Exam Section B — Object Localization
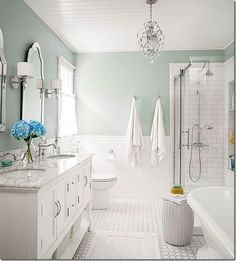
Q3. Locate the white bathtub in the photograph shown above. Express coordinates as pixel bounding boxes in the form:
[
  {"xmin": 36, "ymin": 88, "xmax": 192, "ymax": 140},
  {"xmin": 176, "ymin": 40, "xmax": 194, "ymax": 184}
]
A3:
[{"xmin": 187, "ymin": 186, "xmax": 234, "ymax": 259}]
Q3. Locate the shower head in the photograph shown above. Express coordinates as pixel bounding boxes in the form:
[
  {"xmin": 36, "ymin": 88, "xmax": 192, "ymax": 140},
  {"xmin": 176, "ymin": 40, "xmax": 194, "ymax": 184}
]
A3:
[
  {"xmin": 204, "ymin": 68, "xmax": 214, "ymax": 77},
  {"xmin": 197, "ymin": 60, "xmax": 214, "ymax": 76},
  {"xmin": 204, "ymin": 61, "xmax": 214, "ymax": 76}
]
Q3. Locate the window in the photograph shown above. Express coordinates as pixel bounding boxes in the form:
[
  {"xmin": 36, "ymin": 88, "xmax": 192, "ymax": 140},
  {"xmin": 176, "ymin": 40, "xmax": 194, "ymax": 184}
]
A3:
[
  {"xmin": 58, "ymin": 57, "xmax": 74, "ymax": 95},
  {"xmin": 57, "ymin": 56, "xmax": 77, "ymax": 137}
]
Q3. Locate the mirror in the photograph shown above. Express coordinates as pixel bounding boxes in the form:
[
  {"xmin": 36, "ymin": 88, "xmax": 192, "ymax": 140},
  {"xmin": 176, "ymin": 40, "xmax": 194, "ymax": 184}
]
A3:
[
  {"xmin": 21, "ymin": 42, "xmax": 45, "ymax": 123},
  {"xmin": 0, "ymin": 28, "xmax": 7, "ymax": 131}
]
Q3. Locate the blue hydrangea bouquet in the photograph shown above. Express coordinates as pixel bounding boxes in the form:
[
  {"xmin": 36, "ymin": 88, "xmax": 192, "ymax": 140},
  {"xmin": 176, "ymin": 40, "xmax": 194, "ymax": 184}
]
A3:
[{"xmin": 11, "ymin": 120, "xmax": 46, "ymax": 163}]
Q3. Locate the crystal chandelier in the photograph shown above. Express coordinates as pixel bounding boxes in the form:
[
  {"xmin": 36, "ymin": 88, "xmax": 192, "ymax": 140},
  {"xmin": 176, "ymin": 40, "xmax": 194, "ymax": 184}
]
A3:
[{"xmin": 137, "ymin": 0, "xmax": 165, "ymax": 64}]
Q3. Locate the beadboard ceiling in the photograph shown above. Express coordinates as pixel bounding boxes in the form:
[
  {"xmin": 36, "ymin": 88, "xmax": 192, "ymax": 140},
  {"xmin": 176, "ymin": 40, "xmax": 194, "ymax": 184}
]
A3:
[{"xmin": 24, "ymin": 0, "xmax": 234, "ymax": 53}]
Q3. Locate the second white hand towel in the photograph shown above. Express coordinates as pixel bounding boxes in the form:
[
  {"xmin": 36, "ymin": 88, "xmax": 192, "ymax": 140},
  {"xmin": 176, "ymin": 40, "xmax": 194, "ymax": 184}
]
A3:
[
  {"xmin": 126, "ymin": 98, "xmax": 144, "ymax": 167},
  {"xmin": 151, "ymin": 98, "xmax": 166, "ymax": 166}
]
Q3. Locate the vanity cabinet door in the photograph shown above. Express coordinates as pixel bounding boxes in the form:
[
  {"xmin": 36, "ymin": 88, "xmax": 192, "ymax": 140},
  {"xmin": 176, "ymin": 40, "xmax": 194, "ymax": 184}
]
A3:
[
  {"xmin": 38, "ymin": 187, "xmax": 57, "ymax": 257},
  {"xmin": 83, "ymin": 162, "xmax": 92, "ymax": 200},
  {"xmin": 75, "ymin": 168, "xmax": 84, "ymax": 209},
  {"xmin": 55, "ymin": 179, "xmax": 67, "ymax": 237}
]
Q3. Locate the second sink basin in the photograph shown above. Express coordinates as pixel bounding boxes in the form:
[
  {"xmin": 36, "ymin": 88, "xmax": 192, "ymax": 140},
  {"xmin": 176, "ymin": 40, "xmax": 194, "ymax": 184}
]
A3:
[{"xmin": 46, "ymin": 154, "xmax": 76, "ymax": 160}]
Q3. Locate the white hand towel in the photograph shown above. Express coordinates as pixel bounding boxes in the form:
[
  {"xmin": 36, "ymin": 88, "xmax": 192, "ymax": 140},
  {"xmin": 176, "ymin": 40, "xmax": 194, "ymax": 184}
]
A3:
[
  {"xmin": 150, "ymin": 98, "xmax": 166, "ymax": 165},
  {"xmin": 126, "ymin": 98, "xmax": 144, "ymax": 167},
  {"xmin": 161, "ymin": 193, "xmax": 187, "ymax": 205}
]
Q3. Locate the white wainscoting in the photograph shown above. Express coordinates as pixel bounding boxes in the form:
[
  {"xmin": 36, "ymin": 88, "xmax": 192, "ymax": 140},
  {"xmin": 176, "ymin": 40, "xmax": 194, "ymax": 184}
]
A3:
[{"xmin": 59, "ymin": 136, "xmax": 172, "ymax": 197}]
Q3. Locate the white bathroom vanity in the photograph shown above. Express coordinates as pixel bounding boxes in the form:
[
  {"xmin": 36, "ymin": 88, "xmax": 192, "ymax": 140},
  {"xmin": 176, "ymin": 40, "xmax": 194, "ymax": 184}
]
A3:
[{"xmin": 0, "ymin": 153, "xmax": 93, "ymax": 259}]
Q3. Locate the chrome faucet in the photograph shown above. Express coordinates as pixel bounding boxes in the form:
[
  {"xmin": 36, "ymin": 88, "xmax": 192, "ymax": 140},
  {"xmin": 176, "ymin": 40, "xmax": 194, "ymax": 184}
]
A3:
[
  {"xmin": 0, "ymin": 152, "xmax": 17, "ymax": 161},
  {"xmin": 38, "ymin": 143, "xmax": 56, "ymax": 157}
]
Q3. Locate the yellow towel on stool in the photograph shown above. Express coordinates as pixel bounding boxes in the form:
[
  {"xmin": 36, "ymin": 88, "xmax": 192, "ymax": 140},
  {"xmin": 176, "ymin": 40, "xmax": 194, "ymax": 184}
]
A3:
[{"xmin": 171, "ymin": 187, "xmax": 184, "ymax": 194}]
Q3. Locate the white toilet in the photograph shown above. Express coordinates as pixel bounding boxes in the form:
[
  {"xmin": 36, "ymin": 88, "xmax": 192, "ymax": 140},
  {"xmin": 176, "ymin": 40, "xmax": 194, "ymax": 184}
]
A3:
[{"xmin": 92, "ymin": 173, "xmax": 117, "ymax": 209}]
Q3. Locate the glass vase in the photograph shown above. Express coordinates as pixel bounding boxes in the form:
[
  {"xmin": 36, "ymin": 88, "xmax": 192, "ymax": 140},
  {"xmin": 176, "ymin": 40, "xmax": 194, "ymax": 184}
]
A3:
[{"xmin": 22, "ymin": 141, "xmax": 33, "ymax": 164}]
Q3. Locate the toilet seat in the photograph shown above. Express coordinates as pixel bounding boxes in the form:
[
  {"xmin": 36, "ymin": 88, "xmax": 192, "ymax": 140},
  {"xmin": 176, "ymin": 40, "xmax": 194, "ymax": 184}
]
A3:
[{"xmin": 92, "ymin": 173, "xmax": 117, "ymax": 182}]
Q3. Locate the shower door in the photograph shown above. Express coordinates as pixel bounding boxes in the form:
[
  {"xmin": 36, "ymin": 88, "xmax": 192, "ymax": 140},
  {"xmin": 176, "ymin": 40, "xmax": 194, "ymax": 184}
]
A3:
[{"xmin": 174, "ymin": 60, "xmax": 225, "ymax": 191}]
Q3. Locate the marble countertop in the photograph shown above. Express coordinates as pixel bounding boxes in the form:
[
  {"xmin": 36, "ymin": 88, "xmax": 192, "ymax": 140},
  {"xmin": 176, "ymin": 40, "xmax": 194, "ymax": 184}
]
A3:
[{"xmin": 0, "ymin": 153, "xmax": 94, "ymax": 190}]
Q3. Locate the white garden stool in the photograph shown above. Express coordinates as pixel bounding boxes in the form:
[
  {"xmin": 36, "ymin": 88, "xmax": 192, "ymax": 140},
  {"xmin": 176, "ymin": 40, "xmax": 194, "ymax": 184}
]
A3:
[{"xmin": 162, "ymin": 196, "xmax": 194, "ymax": 246}]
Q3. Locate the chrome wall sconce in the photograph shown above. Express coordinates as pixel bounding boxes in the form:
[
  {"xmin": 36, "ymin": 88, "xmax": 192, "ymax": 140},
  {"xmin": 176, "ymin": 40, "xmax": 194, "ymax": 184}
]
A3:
[
  {"xmin": 10, "ymin": 60, "xmax": 62, "ymax": 99},
  {"xmin": 45, "ymin": 79, "xmax": 62, "ymax": 98},
  {"xmin": 10, "ymin": 62, "xmax": 33, "ymax": 89}
]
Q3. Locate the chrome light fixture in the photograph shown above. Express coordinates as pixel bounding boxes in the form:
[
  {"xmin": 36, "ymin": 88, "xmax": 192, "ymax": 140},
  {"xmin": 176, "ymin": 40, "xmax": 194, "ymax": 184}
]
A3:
[
  {"xmin": 45, "ymin": 79, "xmax": 62, "ymax": 99},
  {"xmin": 10, "ymin": 62, "xmax": 34, "ymax": 89},
  {"xmin": 36, "ymin": 79, "xmax": 62, "ymax": 99},
  {"xmin": 137, "ymin": 0, "xmax": 165, "ymax": 64}
]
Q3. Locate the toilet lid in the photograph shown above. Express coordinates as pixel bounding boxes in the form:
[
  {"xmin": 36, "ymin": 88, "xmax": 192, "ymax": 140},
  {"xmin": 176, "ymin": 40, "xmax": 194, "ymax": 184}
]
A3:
[{"xmin": 92, "ymin": 173, "xmax": 117, "ymax": 182}]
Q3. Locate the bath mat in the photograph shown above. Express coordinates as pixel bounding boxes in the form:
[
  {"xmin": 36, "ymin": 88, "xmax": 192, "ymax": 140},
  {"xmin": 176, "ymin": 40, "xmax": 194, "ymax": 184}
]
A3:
[{"xmin": 84, "ymin": 231, "xmax": 160, "ymax": 259}]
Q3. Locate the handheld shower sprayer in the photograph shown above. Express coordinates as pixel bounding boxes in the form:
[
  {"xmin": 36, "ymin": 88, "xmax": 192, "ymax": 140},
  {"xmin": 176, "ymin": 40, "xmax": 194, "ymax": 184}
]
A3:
[{"xmin": 189, "ymin": 124, "xmax": 213, "ymax": 182}]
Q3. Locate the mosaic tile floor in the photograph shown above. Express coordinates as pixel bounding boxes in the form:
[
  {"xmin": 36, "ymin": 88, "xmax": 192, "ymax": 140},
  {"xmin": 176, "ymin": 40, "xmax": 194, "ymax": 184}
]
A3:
[
  {"xmin": 92, "ymin": 195, "xmax": 160, "ymax": 233},
  {"xmin": 73, "ymin": 196, "xmax": 205, "ymax": 259}
]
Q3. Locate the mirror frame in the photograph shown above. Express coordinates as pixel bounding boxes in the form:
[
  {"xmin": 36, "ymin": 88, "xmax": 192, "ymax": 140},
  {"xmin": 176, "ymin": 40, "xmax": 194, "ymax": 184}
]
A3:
[
  {"xmin": 0, "ymin": 28, "xmax": 7, "ymax": 132},
  {"xmin": 21, "ymin": 42, "xmax": 45, "ymax": 124}
]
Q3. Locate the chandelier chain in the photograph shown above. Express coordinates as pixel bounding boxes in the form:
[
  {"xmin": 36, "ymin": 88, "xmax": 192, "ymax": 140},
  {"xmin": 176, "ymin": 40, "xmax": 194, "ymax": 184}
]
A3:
[{"xmin": 150, "ymin": 3, "xmax": 152, "ymax": 22}]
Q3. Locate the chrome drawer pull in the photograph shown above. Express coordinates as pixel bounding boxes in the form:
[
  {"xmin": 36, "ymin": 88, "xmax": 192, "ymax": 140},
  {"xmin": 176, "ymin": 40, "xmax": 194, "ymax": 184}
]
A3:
[
  {"xmin": 54, "ymin": 202, "xmax": 59, "ymax": 217},
  {"xmin": 57, "ymin": 200, "xmax": 61, "ymax": 216}
]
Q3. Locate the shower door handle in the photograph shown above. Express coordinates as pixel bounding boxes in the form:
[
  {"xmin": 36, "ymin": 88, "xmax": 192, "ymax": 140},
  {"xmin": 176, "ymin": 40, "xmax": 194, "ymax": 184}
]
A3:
[
  {"xmin": 186, "ymin": 128, "xmax": 190, "ymax": 149},
  {"xmin": 180, "ymin": 129, "xmax": 190, "ymax": 149}
]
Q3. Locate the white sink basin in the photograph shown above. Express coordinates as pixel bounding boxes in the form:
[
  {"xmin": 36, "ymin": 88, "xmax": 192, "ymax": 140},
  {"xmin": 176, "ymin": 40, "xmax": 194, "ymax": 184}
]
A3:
[
  {"xmin": 46, "ymin": 154, "xmax": 76, "ymax": 160},
  {"xmin": 1, "ymin": 168, "xmax": 46, "ymax": 175}
]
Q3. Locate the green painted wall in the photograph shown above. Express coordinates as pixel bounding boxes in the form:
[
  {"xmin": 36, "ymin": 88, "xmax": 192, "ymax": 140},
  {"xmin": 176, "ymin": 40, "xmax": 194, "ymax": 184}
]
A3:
[
  {"xmin": 0, "ymin": 0, "xmax": 74, "ymax": 152},
  {"xmin": 224, "ymin": 41, "xmax": 234, "ymax": 61},
  {"xmin": 0, "ymin": 0, "xmax": 233, "ymax": 151},
  {"xmin": 75, "ymin": 50, "xmax": 225, "ymax": 136}
]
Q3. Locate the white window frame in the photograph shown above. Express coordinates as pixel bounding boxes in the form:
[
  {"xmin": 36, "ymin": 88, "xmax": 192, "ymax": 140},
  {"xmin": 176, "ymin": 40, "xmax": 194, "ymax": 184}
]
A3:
[
  {"xmin": 58, "ymin": 56, "xmax": 75, "ymax": 95},
  {"xmin": 57, "ymin": 56, "xmax": 77, "ymax": 138}
]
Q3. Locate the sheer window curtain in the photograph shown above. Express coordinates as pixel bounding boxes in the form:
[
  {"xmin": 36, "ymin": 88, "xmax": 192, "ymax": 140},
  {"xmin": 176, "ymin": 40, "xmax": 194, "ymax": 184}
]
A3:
[{"xmin": 57, "ymin": 56, "xmax": 78, "ymax": 137}]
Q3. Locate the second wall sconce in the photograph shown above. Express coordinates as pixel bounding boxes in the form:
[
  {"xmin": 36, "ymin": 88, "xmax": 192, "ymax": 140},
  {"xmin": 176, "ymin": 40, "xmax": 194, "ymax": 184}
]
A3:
[
  {"xmin": 10, "ymin": 62, "xmax": 33, "ymax": 89},
  {"xmin": 45, "ymin": 79, "xmax": 62, "ymax": 98}
]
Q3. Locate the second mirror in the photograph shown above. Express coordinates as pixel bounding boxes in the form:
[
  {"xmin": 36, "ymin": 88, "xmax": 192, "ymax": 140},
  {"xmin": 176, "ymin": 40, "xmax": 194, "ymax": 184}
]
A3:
[{"xmin": 21, "ymin": 42, "xmax": 45, "ymax": 124}]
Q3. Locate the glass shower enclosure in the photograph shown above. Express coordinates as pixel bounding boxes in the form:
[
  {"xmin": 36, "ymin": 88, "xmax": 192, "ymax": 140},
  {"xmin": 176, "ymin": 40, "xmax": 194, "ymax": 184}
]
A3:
[{"xmin": 173, "ymin": 58, "xmax": 226, "ymax": 191}]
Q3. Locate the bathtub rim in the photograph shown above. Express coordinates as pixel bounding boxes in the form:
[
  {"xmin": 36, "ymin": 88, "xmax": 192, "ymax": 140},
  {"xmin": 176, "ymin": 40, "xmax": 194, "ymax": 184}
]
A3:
[{"xmin": 187, "ymin": 186, "xmax": 234, "ymax": 259}]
